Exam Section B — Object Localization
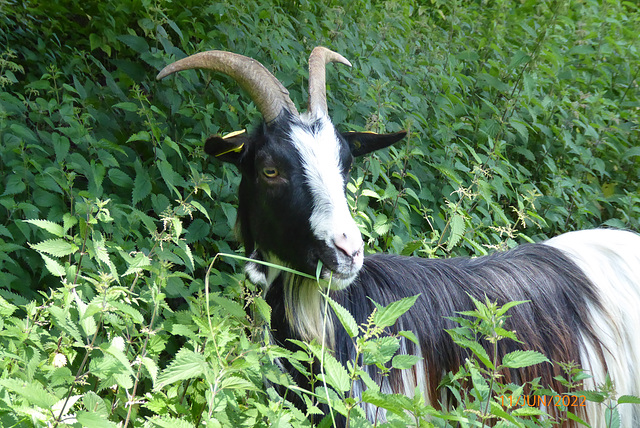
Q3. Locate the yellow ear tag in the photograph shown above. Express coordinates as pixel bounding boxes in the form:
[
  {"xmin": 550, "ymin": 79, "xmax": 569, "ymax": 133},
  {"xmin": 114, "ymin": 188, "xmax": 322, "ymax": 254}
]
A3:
[
  {"xmin": 222, "ymin": 129, "xmax": 247, "ymax": 139},
  {"xmin": 215, "ymin": 129, "xmax": 246, "ymax": 157}
]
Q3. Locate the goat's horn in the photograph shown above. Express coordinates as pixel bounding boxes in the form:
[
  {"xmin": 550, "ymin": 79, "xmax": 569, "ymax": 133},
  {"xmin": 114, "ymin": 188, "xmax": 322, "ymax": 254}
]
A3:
[
  {"xmin": 308, "ymin": 47, "xmax": 352, "ymax": 118},
  {"xmin": 156, "ymin": 50, "xmax": 298, "ymax": 123}
]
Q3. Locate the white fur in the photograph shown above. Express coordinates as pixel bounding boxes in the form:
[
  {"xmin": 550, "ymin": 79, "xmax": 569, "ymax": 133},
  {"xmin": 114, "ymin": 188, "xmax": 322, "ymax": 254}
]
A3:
[
  {"xmin": 545, "ymin": 229, "xmax": 640, "ymax": 427},
  {"xmin": 290, "ymin": 114, "xmax": 364, "ymax": 287}
]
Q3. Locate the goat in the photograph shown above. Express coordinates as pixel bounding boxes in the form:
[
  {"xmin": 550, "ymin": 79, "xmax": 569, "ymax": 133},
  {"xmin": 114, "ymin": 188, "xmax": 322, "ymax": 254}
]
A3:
[{"xmin": 157, "ymin": 47, "xmax": 640, "ymax": 427}]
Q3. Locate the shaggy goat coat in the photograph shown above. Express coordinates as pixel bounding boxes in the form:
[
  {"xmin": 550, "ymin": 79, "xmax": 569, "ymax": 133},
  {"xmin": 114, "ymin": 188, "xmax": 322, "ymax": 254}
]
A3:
[{"xmin": 259, "ymin": 229, "xmax": 640, "ymax": 427}]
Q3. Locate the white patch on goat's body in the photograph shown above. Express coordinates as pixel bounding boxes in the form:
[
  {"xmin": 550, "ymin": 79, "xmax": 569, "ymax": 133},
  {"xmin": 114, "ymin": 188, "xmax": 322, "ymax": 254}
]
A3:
[
  {"xmin": 290, "ymin": 114, "xmax": 364, "ymax": 287},
  {"xmin": 545, "ymin": 229, "xmax": 640, "ymax": 427}
]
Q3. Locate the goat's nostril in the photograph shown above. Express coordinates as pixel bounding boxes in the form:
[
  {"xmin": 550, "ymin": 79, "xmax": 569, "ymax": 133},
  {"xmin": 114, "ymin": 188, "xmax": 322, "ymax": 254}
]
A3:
[{"xmin": 334, "ymin": 232, "xmax": 364, "ymax": 258}]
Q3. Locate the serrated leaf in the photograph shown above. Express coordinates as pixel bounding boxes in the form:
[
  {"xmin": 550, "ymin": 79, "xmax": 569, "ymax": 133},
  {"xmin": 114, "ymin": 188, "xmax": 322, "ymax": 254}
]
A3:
[
  {"xmin": 361, "ymin": 390, "xmax": 413, "ymax": 417},
  {"xmin": 132, "ymin": 160, "xmax": 152, "ymax": 206},
  {"xmin": 113, "ymin": 102, "xmax": 138, "ymax": 112},
  {"xmin": 108, "ymin": 301, "xmax": 145, "ymax": 324},
  {"xmin": 127, "ymin": 130, "xmax": 151, "ymax": 143},
  {"xmin": 362, "ymin": 336, "xmax": 400, "ymax": 366},
  {"xmin": 0, "ymin": 295, "xmax": 17, "ymax": 317},
  {"xmin": 0, "ymin": 378, "xmax": 59, "ymax": 408},
  {"xmin": 391, "ymin": 354, "xmax": 422, "ymax": 370},
  {"xmin": 512, "ymin": 406, "xmax": 548, "ymax": 417},
  {"xmin": 30, "ymin": 238, "xmax": 78, "ymax": 257},
  {"xmin": 146, "ymin": 416, "xmax": 196, "ymax": 428},
  {"xmin": 618, "ymin": 395, "xmax": 640, "ymax": 404},
  {"xmin": 49, "ymin": 306, "xmax": 83, "ymax": 343},
  {"xmin": 92, "ymin": 231, "xmax": 120, "ymax": 283},
  {"xmin": 446, "ymin": 214, "xmax": 465, "ymax": 251},
  {"xmin": 253, "ymin": 296, "xmax": 271, "ymax": 324},
  {"xmin": 495, "ymin": 300, "xmax": 529, "ymax": 317},
  {"xmin": 190, "ymin": 200, "xmax": 211, "ymax": 222},
  {"xmin": 220, "ymin": 376, "xmax": 258, "ymax": 391},
  {"xmin": 606, "ymin": 406, "xmax": 621, "ymax": 428},
  {"xmin": 176, "ymin": 240, "xmax": 194, "ymax": 272},
  {"xmin": 209, "ymin": 293, "xmax": 247, "ymax": 321},
  {"xmin": 23, "ymin": 219, "xmax": 64, "ymax": 237},
  {"xmin": 579, "ymin": 389, "xmax": 606, "ymax": 403},
  {"xmin": 307, "ymin": 342, "xmax": 350, "ymax": 393},
  {"xmin": 0, "ymin": 224, "xmax": 13, "ymax": 239},
  {"xmin": 76, "ymin": 411, "xmax": 118, "ymax": 428},
  {"xmin": 501, "ymin": 350, "xmax": 549, "ymax": 369},
  {"xmin": 52, "ymin": 394, "xmax": 82, "ymax": 418},
  {"xmin": 122, "ymin": 252, "xmax": 152, "ymax": 276},
  {"xmin": 101, "ymin": 343, "xmax": 135, "ymax": 377},
  {"xmin": 373, "ymin": 294, "xmax": 419, "ymax": 328},
  {"xmin": 83, "ymin": 390, "xmax": 108, "ymax": 415},
  {"xmin": 142, "ymin": 357, "xmax": 159, "ymax": 383},
  {"xmin": 155, "ymin": 348, "xmax": 206, "ymax": 390},
  {"xmin": 328, "ymin": 296, "xmax": 358, "ymax": 338},
  {"xmin": 398, "ymin": 330, "xmax": 419, "ymax": 346},
  {"xmin": 41, "ymin": 253, "xmax": 66, "ymax": 277}
]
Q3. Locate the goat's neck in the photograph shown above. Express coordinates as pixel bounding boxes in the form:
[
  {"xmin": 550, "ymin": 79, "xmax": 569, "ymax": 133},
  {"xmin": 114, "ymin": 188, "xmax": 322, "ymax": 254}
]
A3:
[{"xmin": 245, "ymin": 251, "xmax": 335, "ymax": 348}]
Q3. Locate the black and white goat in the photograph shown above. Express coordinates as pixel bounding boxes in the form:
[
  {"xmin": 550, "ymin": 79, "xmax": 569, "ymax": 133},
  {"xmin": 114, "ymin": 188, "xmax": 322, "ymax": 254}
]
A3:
[{"xmin": 157, "ymin": 47, "xmax": 640, "ymax": 427}]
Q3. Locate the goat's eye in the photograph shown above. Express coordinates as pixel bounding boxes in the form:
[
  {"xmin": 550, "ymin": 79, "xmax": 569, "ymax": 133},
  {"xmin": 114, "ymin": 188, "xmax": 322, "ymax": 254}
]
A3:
[{"xmin": 262, "ymin": 167, "xmax": 279, "ymax": 178}]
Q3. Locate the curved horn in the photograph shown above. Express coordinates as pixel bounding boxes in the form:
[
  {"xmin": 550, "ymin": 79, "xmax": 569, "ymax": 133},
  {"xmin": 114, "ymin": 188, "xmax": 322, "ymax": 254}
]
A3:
[
  {"xmin": 156, "ymin": 51, "xmax": 298, "ymax": 123},
  {"xmin": 308, "ymin": 47, "xmax": 352, "ymax": 118}
]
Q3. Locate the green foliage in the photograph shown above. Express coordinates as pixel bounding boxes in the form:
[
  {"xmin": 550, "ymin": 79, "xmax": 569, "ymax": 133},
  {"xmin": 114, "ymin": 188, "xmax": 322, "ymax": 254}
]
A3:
[{"xmin": 1, "ymin": 0, "xmax": 639, "ymax": 426}]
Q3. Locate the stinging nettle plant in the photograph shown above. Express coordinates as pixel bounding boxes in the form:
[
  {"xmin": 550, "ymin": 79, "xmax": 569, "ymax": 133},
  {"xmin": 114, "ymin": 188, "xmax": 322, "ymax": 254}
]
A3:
[{"xmin": 155, "ymin": 43, "xmax": 640, "ymax": 428}]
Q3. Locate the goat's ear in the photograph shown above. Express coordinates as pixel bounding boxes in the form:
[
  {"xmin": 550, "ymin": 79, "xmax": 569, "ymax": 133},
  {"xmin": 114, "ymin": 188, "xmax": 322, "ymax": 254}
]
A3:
[
  {"xmin": 205, "ymin": 130, "xmax": 248, "ymax": 164},
  {"xmin": 342, "ymin": 131, "xmax": 407, "ymax": 157}
]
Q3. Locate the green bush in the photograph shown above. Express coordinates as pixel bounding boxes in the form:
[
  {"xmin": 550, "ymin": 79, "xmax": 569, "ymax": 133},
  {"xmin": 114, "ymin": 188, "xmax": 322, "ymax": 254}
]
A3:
[{"xmin": 0, "ymin": 0, "xmax": 638, "ymax": 426}]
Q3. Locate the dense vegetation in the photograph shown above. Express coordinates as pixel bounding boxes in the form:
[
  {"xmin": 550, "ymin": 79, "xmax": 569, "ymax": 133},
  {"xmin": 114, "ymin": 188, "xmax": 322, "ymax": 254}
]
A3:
[{"xmin": 1, "ymin": 0, "xmax": 638, "ymax": 426}]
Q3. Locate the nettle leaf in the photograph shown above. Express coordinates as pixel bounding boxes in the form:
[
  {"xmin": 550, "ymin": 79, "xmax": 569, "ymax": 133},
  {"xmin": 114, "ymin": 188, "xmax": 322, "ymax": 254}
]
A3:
[
  {"xmin": 0, "ymin": 378, "xmax": 59, "ymax": 409},
  {"xmin": 372, "ymin": 294, "xmax": 419, "ymax": 328},
  {"xmin": 41, "ymin": 253, "xmax": 66, "ymax": 277},
  {"xmin": 92, "ymin": 231, "xmax": 120, "ymax": 283},
  {"xmin": 132, "ymin": 159, "xmax": 152, "ymax": 205},
  {"xmin": 2, "ymin": 174, "xmax": 26, "ymax": 196},
  {"xmin": 145, "ymin": 416, "xmax": 196, "ymax": 428},
  {"xmin": 392, "ymin": 354, "xmax": 422, "ymax": 370},
  {"xmin": 0, "ymin": 295, "xmax": 17, "ymax": 317},
  {"xmin": 49, "ymin": 306, "xmax": 83, "ymax": 343},
  {"xmin": 52, "ymin": 394, "xmax": 82, "ymax": 421},
  {"xmin": 0, "ymin": 224, "xmax": 12, "ymax": 239},
  {"xmin": 108, "ymin": 301, "xmax": 145, "ymax": 324},
  {"xmin": 361, "ymin": 390, "xmax": 414, "ymax": 418},
  {"xmin": 618, "ymin": 395, "xmax": 640, "ymax": 404},
  {"xmin": 82, "ymin": 390, "xmax": 109, "ymax": 415},
  {"xmin": 446, "ymin": 213, "xmax": 465, "ymax": 251},
  {"xmin": 362, "ymin": 336, "xmax": 400, "ymax": 366},
  {"xmin": 76, "ymin": 411, "xmax": 118, "ymax": 428},
  {"xmin": 121, "ymin": 251, "xmax": 152, "ymax": 276},
  {"xmin": 220, "ymin": 375, "xmax": 259, "ymax": 391},
  {"xmin": 253, "ymin": 296, "xmax": 271, "ymax": 325},
  {"xmin": 327, "ymin": 296, "xmax": 358, "ymax": 338},
  {"xmin": 307, "ymin": 342, "xmax": 350, "ymax": 393},
  {"xmin": 23, "ymin": 219, "xmax": 64, "ymax": 237},
  {"xmin": 501, "ymin": 350, "xmax": 550, "ymax": 369},
  {"xmin": 512, "ymin": 406, "xmax": 548, "ymax": 417},
  {"xmin": 155, "ymin": 347, "xmax": 207, "ymax": 390},
  {"xmin": 100, "ymin": 342, "xmax": 135, "ymax": 377},
  {"xmin": 142, "ymin": 357, "xmax": 159, "ymax": 384},
  {"xmin": 30, "ymin": 238, "xmax": 78, "ymax": 257},
  {"xmin": 175, "ymin": 240, "xmax": 194, "ymax": 272},
  {"xmin": 398, "ymin": 330, "xmax": 419, "ymax": 346}
]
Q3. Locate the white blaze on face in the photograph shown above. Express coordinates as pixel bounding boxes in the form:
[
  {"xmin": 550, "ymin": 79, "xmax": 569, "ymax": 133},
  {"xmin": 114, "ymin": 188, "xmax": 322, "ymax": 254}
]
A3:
[{"xmin": 290, "ymin": 115, "xmax": 364, "ymax": 286}]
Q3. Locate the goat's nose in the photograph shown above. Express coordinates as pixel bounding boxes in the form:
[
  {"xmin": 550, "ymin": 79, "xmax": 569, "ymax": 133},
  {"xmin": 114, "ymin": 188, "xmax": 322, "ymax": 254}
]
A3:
[{"xmin": 334, "ymin": 232, "xmax": 364, "ymax": 259}]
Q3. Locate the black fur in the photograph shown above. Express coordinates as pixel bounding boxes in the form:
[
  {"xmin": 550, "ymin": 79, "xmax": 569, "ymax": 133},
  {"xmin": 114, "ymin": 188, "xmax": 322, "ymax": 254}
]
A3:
[{"xmin": 265, "ymin": 243, "xmax": 604, "ymax": 425}]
